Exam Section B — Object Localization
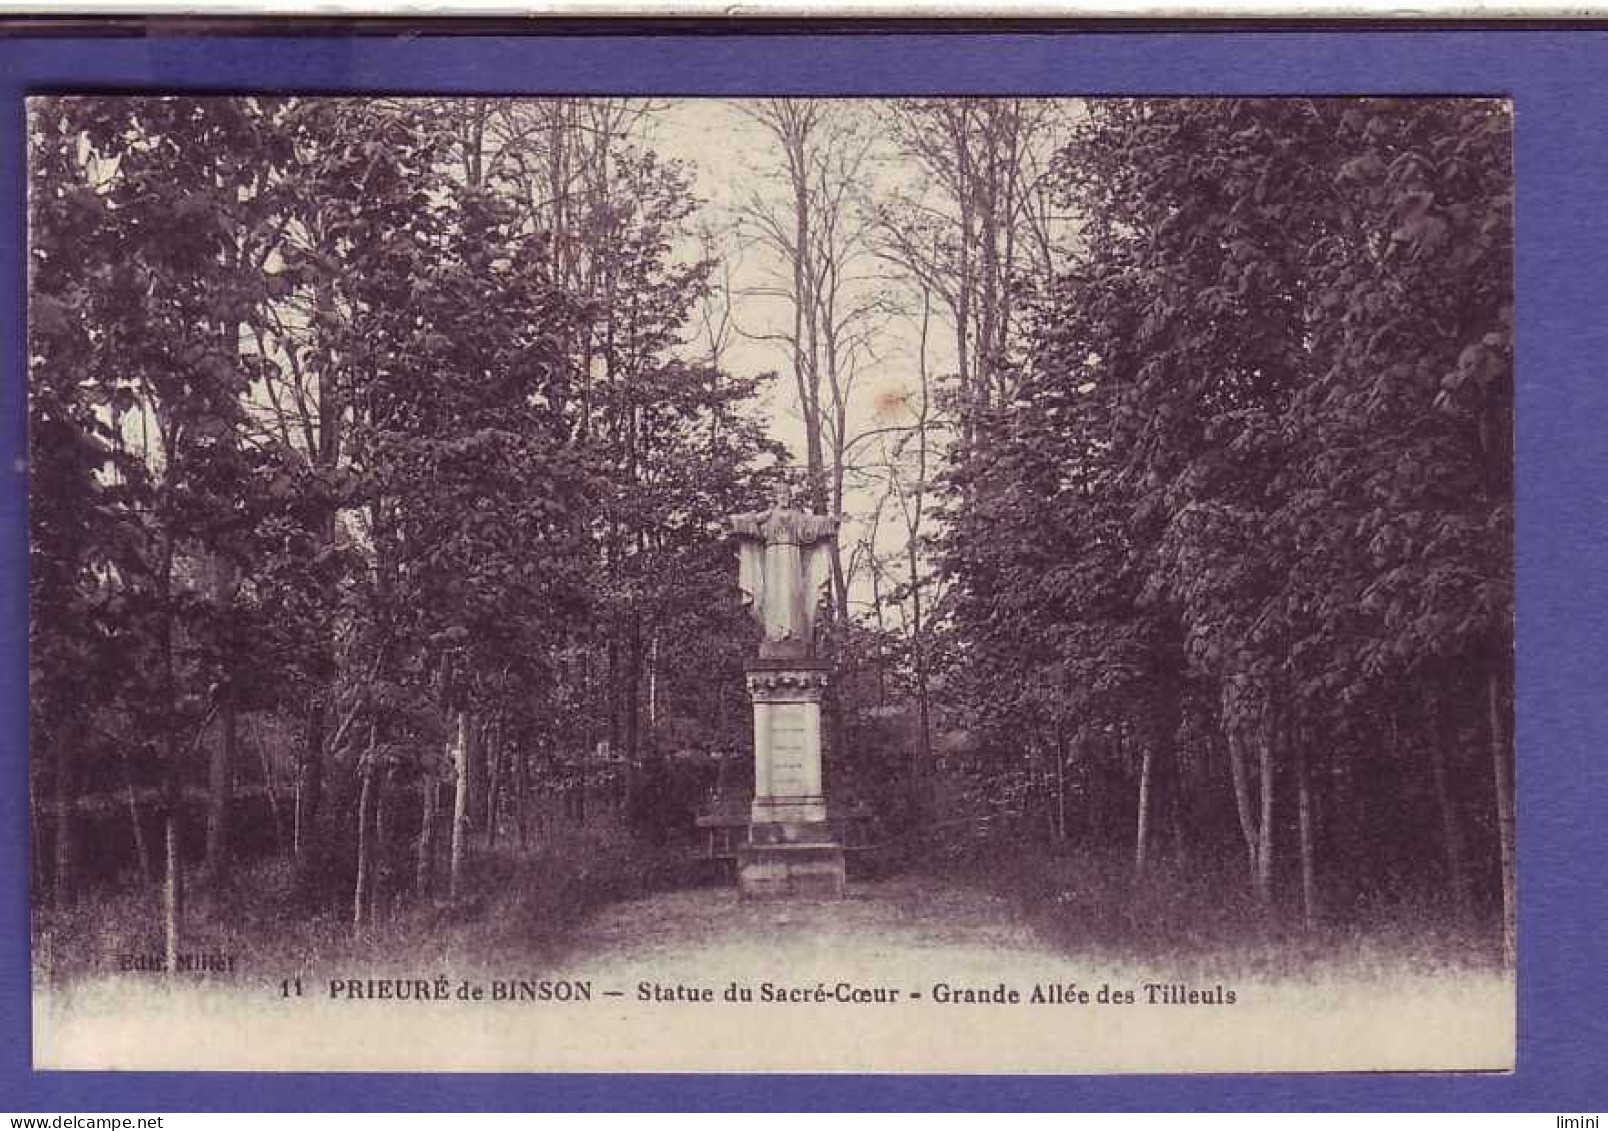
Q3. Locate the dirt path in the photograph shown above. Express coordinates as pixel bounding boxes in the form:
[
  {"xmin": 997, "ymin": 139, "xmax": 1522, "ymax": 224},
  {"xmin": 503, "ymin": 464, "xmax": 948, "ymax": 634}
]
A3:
[{"xmin": 546, "ymin": 873, "xmax": 1064, "ymax": 988}]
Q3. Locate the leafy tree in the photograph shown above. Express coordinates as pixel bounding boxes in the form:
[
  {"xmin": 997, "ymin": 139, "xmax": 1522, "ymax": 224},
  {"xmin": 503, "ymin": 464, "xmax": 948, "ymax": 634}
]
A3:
[
  {"xmin": 29, "ymin": 95, "xmax": 300, "ymax": 954},
  {"xmin": 940, "ymin": 98, "xmax": 1513, "ymax": 945}
]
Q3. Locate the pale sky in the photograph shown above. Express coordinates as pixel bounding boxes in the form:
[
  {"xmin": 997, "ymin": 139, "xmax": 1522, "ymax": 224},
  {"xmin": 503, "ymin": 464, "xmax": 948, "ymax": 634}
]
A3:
[
  {"xmin": 653, "ymin": 99, "xmax": 941, "ymax": 452},
  {"xmin": 647, "ymin": 98, "xmax": 966, "ymax": 621}
]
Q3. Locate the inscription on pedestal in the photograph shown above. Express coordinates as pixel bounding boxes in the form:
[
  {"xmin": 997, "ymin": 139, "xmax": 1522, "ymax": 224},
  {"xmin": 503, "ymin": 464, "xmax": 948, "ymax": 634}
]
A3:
[{"xmin": 768, "ymin": 707, "xmax": 810, "ymax": 798}]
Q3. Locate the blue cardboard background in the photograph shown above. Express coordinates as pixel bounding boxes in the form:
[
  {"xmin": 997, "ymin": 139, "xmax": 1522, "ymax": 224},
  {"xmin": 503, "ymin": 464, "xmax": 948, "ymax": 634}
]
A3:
[{"xmin": 1, "ymin": 26, "xmax": 1602, "ymax": 1112}]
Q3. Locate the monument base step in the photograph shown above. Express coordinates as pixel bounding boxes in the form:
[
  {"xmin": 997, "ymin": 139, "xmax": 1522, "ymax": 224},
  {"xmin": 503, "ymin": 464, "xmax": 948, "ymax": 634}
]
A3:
[
  {"xmin": 736, "ymin": 841, "xmax": 847, "ymax": 900},
  {"xmin": 746, "ymin": 819, "xmax": 835, "ymax": 846}
]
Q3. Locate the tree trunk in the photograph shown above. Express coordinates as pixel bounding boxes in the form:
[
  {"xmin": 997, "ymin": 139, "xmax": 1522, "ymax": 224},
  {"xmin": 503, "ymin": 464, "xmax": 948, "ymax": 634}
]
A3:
[
  {"xmin": 625, "ymin": 615, "xmax": 643, "ymax": 766},
  {"xmin": 352, "ymin": 718, "xmax": 379, "ymax": 928},
  {"xmin": 295, "ymin": 700, "xmax": 325, "ymax": 869},
  {"xmin": 255, "ymin": 720, "xmax": 284, "ymax": 851},
  {"xmin": 449, "ymin": 709, "xmax": 470, "ymax": 903},
  {"xmin": 415, "ymin": 775, "xmax": 438, "ymax": 899},
  {"xmin": 156, "ymin": 538, "xmax": 183, "ymax": 972},
  {"xmin": 52, "ymin": 726, "xmax": 76, "ymax": 906},
  {"xmin": 647, "ymin": 634, "xmax": 659, "ymax": 737},
  {"xmin": 1167, "ymin": 747, "xmax": 1186, "ymax": 867},
  {"xmin": 513, "ymin": 744, "xmax": 530, "ymax": 851},
  {"xmin": 204, "ymin": 704, "xmax": 235, "ymax": 883},
  {"xmin": 907, "ymin": 548, "xmax": 935, "ymax": 825},
  {"xmin": 205, "ymin": 550, "xmax": 239, "ymax": 885},
  {"xmin": 606, "ymin": 635, "xmax": 621, "ymax": 756},
  {"xmin": 302, "ymin": 272, "xmax": 340, "ymax": 876},
  {"xmin": 1134, "ymin": 743, "xmax": 1154, "ymax": 876},
  {"xmin": 352, "ymin": 760, "xmax": 375, "ymax": 930},
  {"xmin": 1255, "ymin": 723, "xmax": 1275, "ymax": 909},
  {"xmin": 1226, "ymin": 727, "xmax": 1259, "ymax": 881},
  {"xmin": 1296, "ymin": 738, "xmax": 1318, "ymax": 931},
  {"xmin": 1429, "ymin": 713, "xmax": 1473, "ymax": 926},
  {"xmin": 372, "ymin": 766, "xmax": 391, "ymax": 922},
  {"xmin": 29, "ymin": 770, "xmax": 44, "ymax": 902},
  {"xmin": 1488, "ymin": 669, "xmax": 1516, "ymax": 970},
  {"xmin": 121, "ymin": 748, "xmax": 153, "ymax": 887},
  {"xmin": 461, "ymin": 714, "xmax": 479, "ymax": 836},
  {"xmin": 485, "ymin": 720, "xmax": 502, "ymax": 850},
  {"xmin": 163, "ymin": 812, "xmax": 183, "ymax": 975},
  {"xmin": 1054, "ymin": 730, "xmax": 1068, "ymax": 842}
]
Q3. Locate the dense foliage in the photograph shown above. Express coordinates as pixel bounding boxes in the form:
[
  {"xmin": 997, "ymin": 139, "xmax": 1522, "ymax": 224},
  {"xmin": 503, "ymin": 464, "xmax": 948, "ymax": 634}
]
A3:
[
  {"xmin": 28, "ymin": 96, "xmax": 781, "ymax": 938},
  {"xmin": 940, "ymin": 98, "xmax": 1513, "ymax": 957},
  {"xmin": 29, "ymin": 96, "xmax": 1515, "ymax": 965}
]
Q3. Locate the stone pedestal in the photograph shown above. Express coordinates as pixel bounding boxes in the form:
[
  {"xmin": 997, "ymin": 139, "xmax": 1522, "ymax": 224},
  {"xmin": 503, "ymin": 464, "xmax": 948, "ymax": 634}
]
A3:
[{"xmin": 737, "ymin": 660, "xmax": 846, "ymax": 899}]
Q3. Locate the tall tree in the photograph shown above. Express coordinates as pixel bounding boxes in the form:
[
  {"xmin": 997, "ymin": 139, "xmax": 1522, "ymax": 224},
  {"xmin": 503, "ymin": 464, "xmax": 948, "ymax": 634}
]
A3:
[
  {"xmin": 941, "ymin": 97, "xmax": 1513, "ymax": 939},
  {"xmin": 737, "ymin": 99, "xmax": 887, "ymax": 626},
  {"xmin": 29, "ymin": 96, "xmax": 295, "ymax": 954},
  {"xmin": 878, "ymin": 99, "xmax": 1068, "ymax": 460}
]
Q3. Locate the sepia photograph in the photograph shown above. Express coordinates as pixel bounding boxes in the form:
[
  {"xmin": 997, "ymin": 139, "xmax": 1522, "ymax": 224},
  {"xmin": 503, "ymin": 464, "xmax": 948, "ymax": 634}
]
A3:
[{"xmin": 26, "ymin": 92, "xmax": 1515, "ymax": 1074}]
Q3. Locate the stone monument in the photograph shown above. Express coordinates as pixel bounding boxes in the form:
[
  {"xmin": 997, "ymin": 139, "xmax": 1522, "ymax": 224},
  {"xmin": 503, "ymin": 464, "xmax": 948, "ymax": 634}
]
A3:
[{"xmin": 727, "ymin": 486, "xmax": 847, "ymax": 899}]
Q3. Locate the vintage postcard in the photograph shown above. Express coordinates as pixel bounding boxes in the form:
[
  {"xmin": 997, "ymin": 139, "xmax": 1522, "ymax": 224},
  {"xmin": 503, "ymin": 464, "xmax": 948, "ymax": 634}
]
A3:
[{"xmin": 26, "ymin": 91, "xmax": 1514, "ymax": 1074}]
